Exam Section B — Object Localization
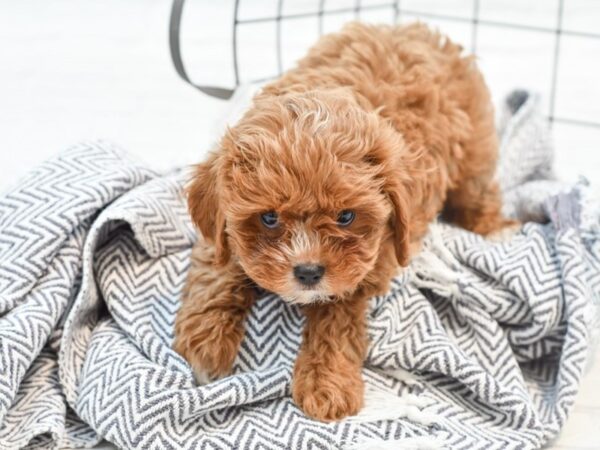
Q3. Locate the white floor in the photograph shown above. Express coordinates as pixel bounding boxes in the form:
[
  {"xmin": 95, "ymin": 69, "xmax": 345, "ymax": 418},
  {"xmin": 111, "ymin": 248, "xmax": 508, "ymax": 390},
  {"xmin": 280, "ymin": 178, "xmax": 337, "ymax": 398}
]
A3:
[
  {"xmin": 1, "ymin": 1, "xmax": 599, "ymax": 448},
  {"xmin": 549, "ymin": 344, "xmax": 600, "ymax": 449}
]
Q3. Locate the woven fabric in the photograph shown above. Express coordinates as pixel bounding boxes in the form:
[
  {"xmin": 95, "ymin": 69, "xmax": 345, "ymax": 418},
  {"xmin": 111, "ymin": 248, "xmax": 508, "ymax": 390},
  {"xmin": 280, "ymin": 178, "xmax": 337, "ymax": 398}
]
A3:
[{"xmin": 1, "ymin": 92, "xmax": 599, "ymax": 449}]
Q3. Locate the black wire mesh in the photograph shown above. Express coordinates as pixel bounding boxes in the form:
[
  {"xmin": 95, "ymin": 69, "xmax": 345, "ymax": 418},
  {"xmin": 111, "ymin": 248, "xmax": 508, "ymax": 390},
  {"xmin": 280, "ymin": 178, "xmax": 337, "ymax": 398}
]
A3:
[{"xmin": 170, "ymin": 0, "xmax": 600, "ymax": 130}]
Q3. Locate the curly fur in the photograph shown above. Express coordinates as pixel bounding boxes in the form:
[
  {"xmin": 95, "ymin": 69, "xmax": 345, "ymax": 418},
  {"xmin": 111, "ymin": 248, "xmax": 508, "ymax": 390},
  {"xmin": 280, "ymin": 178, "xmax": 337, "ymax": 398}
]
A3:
[{"xmin": 174, "ymin": 22, "xmax": 513, "ymax": 422}]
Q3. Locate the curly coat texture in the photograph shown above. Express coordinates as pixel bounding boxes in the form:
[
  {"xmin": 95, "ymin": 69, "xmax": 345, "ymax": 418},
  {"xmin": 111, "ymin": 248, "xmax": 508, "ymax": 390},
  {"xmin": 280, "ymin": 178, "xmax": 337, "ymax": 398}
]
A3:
[{"xmin": 174, "ymin": 22, "xmax": 512, "ymax": 421}]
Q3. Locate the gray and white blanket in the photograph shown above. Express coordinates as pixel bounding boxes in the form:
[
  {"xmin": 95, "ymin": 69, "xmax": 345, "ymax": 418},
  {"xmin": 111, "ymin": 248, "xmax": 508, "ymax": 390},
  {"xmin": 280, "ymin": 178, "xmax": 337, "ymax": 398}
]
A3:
[{"xmin": 1, "ymin": 91, "xmax": 599, "ymax": 450}]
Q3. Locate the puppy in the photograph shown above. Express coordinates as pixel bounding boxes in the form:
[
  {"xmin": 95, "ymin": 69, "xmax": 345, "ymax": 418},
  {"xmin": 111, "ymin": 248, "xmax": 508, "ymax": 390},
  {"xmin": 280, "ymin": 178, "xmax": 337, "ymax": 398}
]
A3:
[{"xmin": 174, "ymin": 22, "xmax": 513, "ymax": 421}]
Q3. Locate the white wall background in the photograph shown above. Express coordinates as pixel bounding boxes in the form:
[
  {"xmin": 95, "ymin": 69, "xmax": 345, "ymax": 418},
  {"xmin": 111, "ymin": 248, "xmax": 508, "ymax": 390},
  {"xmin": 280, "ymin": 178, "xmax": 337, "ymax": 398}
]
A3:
[{"xmin": 1, "ymin": 0, "xmax": 599, "ymax": 191}]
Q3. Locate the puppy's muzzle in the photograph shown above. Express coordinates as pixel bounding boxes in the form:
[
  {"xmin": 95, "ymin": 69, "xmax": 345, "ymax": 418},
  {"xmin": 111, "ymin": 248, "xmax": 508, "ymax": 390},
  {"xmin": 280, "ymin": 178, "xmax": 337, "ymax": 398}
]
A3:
[{"xmin": 293, "ymin": 264, "xmax": 325, "ymax": 287}]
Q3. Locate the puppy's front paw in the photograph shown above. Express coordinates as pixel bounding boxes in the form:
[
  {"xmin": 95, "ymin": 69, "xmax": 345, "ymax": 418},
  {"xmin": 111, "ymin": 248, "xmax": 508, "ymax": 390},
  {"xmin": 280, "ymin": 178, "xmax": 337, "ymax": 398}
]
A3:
[
  {"xmin": 191, "ymin": 365, "xmax": 215, "ymax": 386},
  {"xmin": 292, "ymin": 365, "xmax": 364, "ymax": 422},
  {"xmin": 173, "ymin": 333, "xmax": 235, "ymax": 385},
  {"xmin": 173, "ymin": 310, "xmax": 242, "ymax": 385}
]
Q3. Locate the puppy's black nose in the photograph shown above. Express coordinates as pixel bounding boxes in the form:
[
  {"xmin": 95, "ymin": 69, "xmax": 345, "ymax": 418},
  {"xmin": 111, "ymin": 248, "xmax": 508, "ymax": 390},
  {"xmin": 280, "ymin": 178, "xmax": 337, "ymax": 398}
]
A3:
[{"xmin": 293, "ymin": 264, "xmax": 325, "ymax": 286}]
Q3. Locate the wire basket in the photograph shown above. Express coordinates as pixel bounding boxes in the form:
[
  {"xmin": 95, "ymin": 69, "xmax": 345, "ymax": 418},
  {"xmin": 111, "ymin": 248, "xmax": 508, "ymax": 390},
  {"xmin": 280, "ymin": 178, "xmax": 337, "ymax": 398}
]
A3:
[{"xmin": 169, "ymin": 0, "xmax": 600, "ymax": 133}]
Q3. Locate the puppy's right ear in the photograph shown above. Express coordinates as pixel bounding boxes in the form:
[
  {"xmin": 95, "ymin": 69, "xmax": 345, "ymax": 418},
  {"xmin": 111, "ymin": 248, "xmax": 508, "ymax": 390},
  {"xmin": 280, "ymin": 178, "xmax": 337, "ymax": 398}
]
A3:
[
  {"xmin": 386, "ymin": 183, "xmax": 411, "ymax": 267},
  {"xmin": 187, "ymin": 154, "xmax": 230, "ymax": 265}
]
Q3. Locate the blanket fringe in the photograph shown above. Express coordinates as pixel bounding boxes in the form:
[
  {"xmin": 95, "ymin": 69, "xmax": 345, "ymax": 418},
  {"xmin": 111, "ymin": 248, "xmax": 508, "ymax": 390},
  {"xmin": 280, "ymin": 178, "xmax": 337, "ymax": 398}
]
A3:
[
  {"xmin": 386, "ymin": 367, "xmax": 422, "ymax": 387},
  {"xmin": 347, "ymin": 436, "xmax": 446, "ymax": 450},
  {"xmin": 347, "ymin": 387, "xmax": 439, "ymax": 427},
  {"xmin": 410, "ymin": 224, "xmax": 461, "ymax": 299},
  {"xmin": 579, "ymin": 179, "xmax": 600, "ymax": 237}
]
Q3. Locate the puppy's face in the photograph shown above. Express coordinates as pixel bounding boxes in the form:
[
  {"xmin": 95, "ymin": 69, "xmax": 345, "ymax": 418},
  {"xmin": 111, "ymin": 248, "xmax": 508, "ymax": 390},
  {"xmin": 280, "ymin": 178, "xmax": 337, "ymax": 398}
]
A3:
[
  {"xmin": 188, "ymin": 91, "xmax": 410, "ymax": 304},
  {"xmin": 226, "ymin": 164, "xmax": 391, "ymax": 305}
]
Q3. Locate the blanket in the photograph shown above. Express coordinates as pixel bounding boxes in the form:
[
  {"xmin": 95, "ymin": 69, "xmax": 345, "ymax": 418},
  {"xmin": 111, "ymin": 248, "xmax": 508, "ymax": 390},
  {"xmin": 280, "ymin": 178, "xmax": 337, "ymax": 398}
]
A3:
[{"xmin": 1, "ymin": 91, "xmax": 599, "ymax": 449}]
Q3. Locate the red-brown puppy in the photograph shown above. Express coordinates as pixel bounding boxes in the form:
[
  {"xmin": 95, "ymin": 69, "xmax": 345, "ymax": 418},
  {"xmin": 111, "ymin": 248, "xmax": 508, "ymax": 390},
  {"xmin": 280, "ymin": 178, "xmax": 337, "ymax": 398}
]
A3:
[{"xmin": 174, "ymin": 22, "xmax": 512, "ymax": 422}]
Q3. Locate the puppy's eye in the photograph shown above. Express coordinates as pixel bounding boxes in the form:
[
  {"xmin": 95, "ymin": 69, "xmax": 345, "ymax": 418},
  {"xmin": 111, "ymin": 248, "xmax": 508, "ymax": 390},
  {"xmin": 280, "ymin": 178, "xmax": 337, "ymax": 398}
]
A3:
[
  {"xmin": 260, "ymin": 211, "xmax": 279, "ymax": 229},
  {"xmin": 337, "ymin": 210, "xmax": 355, "ymax": 227}
]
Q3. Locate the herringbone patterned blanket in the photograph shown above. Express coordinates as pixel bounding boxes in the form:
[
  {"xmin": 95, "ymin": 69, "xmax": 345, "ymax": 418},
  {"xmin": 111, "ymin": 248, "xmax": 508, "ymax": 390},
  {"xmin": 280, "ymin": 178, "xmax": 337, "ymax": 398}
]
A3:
[{"xmin": 1, "ymin": 91, "xmax": 599, "ymax": 449}]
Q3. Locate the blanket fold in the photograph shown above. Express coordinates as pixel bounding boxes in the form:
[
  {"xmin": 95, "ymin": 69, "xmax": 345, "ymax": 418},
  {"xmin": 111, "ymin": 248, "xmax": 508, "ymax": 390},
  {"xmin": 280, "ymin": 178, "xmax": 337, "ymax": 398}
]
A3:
[{"xmin": 1, "ymin": 92, "xmax": 599, "ymax": 449}]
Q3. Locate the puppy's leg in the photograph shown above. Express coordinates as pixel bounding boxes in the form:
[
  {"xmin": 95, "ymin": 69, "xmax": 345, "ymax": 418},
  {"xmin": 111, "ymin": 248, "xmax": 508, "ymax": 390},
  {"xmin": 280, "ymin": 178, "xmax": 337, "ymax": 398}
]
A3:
[
  {"xmin": 173, "ymin": 242, "xmax": 254, "ymax": 383},
  {"xmin": 442, "ymin": 113, "xmax": 517, "ymax": 235},
  {"xmin": 443, "ymin": 177, "xmax": 516, "ymax": 235},
  {"xmin": 292, "ymin": 294, "xmax": 368, "ymax": 421}
]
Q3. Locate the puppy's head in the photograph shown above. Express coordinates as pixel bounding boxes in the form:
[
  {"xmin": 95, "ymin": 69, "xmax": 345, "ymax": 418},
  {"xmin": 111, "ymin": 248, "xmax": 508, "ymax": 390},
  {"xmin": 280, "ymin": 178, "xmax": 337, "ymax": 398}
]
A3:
[{"xmin": 188, "ymin": 90, "xmax": 410, "ymax": 304}]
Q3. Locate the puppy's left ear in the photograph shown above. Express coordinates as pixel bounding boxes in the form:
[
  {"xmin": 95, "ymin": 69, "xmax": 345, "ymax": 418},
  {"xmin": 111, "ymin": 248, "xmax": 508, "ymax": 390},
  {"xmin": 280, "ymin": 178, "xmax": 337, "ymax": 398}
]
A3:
[
  {"xmin": 368, "ymin": 123, "xmax": 412, "ymax": 267},
  {"xmin": 387, "ymin": 180, "xmax": 411, "ymax": 267},
  {"xmin": 187, "ymin": 153, "xmax": 230, "ymax": 266}
]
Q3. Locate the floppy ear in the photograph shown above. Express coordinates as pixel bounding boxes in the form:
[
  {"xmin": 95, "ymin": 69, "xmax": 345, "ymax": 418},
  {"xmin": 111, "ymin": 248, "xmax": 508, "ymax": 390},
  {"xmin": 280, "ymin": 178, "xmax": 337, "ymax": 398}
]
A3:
[
  {"xmin": 187, "ymin": 154, "xmax": 230, "ymax": 265},
  {"xmin": 386, "ymin": 180, "xmax": 411, "ymax": 267},
  {"xmin": 366, "ymin": 122, "xmax": 412, "ymax": 267}
]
